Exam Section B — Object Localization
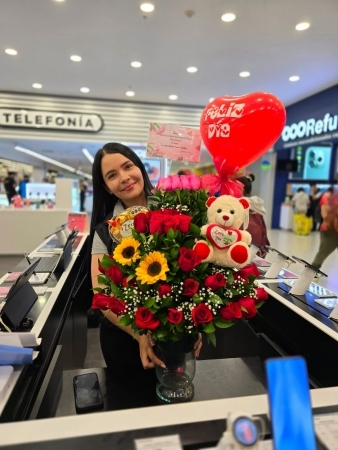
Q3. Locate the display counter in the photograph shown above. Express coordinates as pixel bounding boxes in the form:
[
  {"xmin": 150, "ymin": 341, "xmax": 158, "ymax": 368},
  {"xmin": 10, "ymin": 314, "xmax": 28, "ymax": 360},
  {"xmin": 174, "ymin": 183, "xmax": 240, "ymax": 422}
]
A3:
[
  {"xmin": 1, "ymin": 234, "xmax": 338, "ymax": 448},
  {"xmin": 0, "ymin": 209, "xmax": 70, "ymax": 254}
]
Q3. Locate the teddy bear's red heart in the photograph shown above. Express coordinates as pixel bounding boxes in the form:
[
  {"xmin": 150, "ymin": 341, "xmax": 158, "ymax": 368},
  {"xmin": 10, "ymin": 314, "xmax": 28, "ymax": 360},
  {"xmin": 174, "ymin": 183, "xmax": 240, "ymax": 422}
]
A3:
[
  {"xmin": 200, "ymin": 92, "xmax": 286, "ymax": 170},
  {"xmin": 206, "ymin": 225, "xmax": 241, "ymax": 250}
]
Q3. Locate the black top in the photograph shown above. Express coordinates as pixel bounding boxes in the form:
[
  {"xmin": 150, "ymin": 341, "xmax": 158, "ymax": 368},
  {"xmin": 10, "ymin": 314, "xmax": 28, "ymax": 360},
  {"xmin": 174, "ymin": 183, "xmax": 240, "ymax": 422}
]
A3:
[
  {"xmin": 4, "ymin": 176, "xmax": 17, "ymax": 197},
  {"xmin": 95, "ymin": 212, "xmax": 117, "ymax": 255}
]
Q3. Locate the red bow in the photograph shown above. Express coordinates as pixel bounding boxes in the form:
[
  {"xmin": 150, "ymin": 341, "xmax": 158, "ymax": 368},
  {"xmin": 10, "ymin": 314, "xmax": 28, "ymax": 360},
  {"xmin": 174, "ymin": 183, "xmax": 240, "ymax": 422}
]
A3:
[{"xmin": 200, "ymin": 157, "xmax": 244, "ymax": 197}]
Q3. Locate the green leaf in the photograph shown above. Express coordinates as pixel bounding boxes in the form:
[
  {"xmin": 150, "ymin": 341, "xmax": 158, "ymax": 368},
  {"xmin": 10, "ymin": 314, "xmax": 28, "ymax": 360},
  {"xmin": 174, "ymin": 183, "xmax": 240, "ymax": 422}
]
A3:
[
  {"xmin": 100, "ymin": 254, "xmax": 114, "ymax": 269},
  {"xmin": 144, "ymin": 297, "xmax": 155, "ymax": 308},
  {"xmin": 176, "ymin": 322, "xmax": 185, "ymax": 332},
  {"xmin": 255, "ymin": 301, "xmax": 265, "ymax": 309},
  {"xmin": 192, "ymin": 294, "xmax": 202, "ymax": 304},
  {"xmin": 127, "ymin": 274, "xmax": 136, "ymax": 282},
  {"xmin": 227, "ymin": 272, "xmax": 234, "ymax": 285},
  {"xmin": 214, "ymin": 317, "xmax": 235, "ymax": 329},
  {"xmin": 161, "ymin": 296, "xmax": 172, "ymax": 307},
  {"xmin": 241, "ymin": 306, "xmax": 248, "ymax": 313},
  {"xmin": 118, "ymin": 314, "xmax": 133, "ymax": 326},
  {"xmin": 207, "ymin": 332, "xmax": 216, "ymax": 347},
  {"xmin": 92, "ymin": 287, "xmax": 104, "ymax": 293},
  {"xmin": 110, "ymin": 283, "xmax": 123, "ymax": 297},
  {"xmin": 189, "ymin": 223, "xmax": 201, "ymax": 238},
  {"xmin": 167, "ymin": 228, "xmax": 175, "ymax": 240},
  {"xmin": 97, "ymin": 275, "xmax": 107, "ymax": 285},
  {"xmin": 209, "ymin": 294, "xmax": 223, "ymax": 304},
  {"xmin": 203, "ymin": 321, "xmax": 216, "ymax": 333}
]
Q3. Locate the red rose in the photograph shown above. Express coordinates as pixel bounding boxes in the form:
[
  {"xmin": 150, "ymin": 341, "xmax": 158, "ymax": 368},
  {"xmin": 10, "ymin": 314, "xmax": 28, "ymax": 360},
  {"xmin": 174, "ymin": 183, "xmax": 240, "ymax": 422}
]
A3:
[
  {"xmin": 234, "ymin": 264, "xmax": 260, "ymax": 282},
  {"xmin": 163, "ymin": 215, "xmax": 179, "ymax": 233},
  {"xmin": 149, "ymin": 212, "xmax": 164, "ymax": 234},
  {"xmin": 255, "ymin": 287, "xmax": 269, "ymax": 302},
  {"xmin": 167, "ymin": 308, "xmax": 183, "ymax": 325},
  {"xmin": 135, "ymin": 307, "xmax": 161, "ymax": 330},
  {"xmin": 178, "ymin": 247, "xmax": 203, "ymax": 272},
  {"xmin": 161, "ymin": 209, "xmax": 178, "ymax": 216},
  {"xmin": 219, "ymin": 302, "xmax": 242, "ymax": 320},
  {"xmin": 238, "ymin": 297, "xmax": 257, "ymax": 318},
  {"xmin": 204, "ymin": 273, "xmax": 226, "ymax": 290},
  {"xmin": 122, "ymin": 276, "xmax": 136, "ymax": 287},
  {"xmin": 92, "ymin": 293, "xmax": 110, "ymax": 309},
  {"xmin": 158, "ymin": 284, "xmax": 172, "ymax": 297},
  {"xmin": 108, "ymin": 296, "xmax": 127, "ymax": 316},
  {"xmin": 183, "ymin": 278, "xmax": 199, "ymax": 297},
  {"xmin": 106, "ymin": 264, "xmax": 124, "ymax": 285},
  {"xmin": 191, "ymin": 303, "xmax": 213, "ymax": 326},
  {"xmin": 177, "ymin": 214, "xmax": 192, "ymax": 233},
  {"xmin": 98, "ymin": 262, "xmax": 105, "ymax": 274},
  {"xmin": 134, "ymin": 212, "xmax": 148, "ymax": 233}
]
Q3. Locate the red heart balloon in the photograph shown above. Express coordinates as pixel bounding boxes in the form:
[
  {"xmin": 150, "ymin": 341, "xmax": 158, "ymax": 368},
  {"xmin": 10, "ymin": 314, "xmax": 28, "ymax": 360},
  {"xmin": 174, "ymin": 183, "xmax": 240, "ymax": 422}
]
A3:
[{"xmin": 200, "ymin": 92, "xmax": 286, "ymax": 170}]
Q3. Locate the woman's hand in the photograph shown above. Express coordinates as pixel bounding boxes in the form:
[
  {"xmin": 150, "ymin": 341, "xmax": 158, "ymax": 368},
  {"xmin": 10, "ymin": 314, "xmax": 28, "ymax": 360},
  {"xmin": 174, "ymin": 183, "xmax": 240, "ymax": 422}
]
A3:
[
  {"xmin": 138, "ymin": 334, "xmax": 165, "ymax": 370},
  {"xmin": 193, "ymin": 333, "xmax": 202, "ymax": 358}
]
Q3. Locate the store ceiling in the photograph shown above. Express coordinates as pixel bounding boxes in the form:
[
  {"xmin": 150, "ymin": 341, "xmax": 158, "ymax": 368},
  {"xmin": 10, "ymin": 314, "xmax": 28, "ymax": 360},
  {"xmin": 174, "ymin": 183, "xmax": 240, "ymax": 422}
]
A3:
[{"xmin": 1, "ymin": 0, "xmax": 338, "ymax": 172}]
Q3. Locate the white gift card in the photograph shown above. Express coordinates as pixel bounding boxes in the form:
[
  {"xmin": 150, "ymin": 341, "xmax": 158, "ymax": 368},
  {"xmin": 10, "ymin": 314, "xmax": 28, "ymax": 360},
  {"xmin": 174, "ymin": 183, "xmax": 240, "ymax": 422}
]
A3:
[{"xmin": 134, "ymin": 434, "xmax": 182, "ymax": 450}]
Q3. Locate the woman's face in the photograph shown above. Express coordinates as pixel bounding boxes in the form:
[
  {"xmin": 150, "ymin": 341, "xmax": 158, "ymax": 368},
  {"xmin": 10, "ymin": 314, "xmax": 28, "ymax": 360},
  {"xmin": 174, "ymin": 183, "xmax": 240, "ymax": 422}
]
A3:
[{"xmin": 101, "ymin": 152, "xmax": 146, "ymax": 207}]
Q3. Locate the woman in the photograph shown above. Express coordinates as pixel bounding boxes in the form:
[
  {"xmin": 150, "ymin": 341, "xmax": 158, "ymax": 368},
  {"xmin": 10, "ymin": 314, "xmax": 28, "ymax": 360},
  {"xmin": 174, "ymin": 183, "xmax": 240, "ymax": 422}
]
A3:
[
  {"xmin": 236, "ymin": 174, "xmax": 270, "ymax": 257},
  {"xmin": 90, "ymin": 143, "xmax": 201, "ymax": 377}
]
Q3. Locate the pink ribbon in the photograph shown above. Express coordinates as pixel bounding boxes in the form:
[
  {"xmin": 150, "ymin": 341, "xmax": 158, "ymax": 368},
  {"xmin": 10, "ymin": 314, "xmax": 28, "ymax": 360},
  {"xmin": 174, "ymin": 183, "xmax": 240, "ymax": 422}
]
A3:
[{"xmin": 200, "ymin": 157, "xmax": 244, "ymax": 198}]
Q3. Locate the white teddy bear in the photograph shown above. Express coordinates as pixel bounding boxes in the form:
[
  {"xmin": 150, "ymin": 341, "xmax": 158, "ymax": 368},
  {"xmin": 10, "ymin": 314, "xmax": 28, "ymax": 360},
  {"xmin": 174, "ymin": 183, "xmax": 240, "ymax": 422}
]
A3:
[{"xmin": 194, "ymin": 195, "xmax": 252, "ymax": 268}]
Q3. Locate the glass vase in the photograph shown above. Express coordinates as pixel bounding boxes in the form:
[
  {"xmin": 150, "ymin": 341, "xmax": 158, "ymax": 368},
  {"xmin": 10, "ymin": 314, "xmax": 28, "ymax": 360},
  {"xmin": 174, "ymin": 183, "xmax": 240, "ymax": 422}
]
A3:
[{"xmin": 155, "ymin": 336, "xmax": 196, "ymax": 403}]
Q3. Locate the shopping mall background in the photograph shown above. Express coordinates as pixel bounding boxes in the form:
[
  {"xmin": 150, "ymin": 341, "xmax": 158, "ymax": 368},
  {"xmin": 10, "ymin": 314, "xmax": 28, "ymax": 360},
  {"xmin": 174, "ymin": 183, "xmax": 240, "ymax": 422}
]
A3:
[{"xmin": 0, "ymin": 1, "xmax": 337, "ymax": 259}]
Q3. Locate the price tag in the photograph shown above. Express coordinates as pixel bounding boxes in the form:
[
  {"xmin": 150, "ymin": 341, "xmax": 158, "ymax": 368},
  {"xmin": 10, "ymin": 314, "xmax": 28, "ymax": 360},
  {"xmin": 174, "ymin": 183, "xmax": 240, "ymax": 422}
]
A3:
[{"xmin": 134, "ymin": 434, "xmax": 182, "ymax": 450}]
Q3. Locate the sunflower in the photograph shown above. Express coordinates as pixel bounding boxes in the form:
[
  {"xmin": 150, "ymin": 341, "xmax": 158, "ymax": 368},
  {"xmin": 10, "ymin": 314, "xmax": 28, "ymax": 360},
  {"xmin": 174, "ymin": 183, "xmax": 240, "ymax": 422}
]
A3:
[
  {"xmin": 113, "ymin": 237, "xmax": 140, "ymax": 266},
  {"xmin": 135, "ymin": 251, "xmax": 169, "ymax": 284}
]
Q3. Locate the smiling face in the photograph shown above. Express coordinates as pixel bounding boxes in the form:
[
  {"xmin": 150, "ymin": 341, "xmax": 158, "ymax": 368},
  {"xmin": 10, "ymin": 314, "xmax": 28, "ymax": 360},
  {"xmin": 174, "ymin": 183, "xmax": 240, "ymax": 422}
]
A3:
[{"xmin": 101, "ymin": 152, "xmax": 147, "ymax": 207}]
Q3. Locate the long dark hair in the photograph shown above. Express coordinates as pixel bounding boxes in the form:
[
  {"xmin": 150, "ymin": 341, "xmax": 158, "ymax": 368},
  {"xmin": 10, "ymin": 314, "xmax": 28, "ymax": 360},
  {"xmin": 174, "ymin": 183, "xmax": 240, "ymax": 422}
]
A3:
[
  {"xmin": 237, "ymin": 173, "xmax": 255, "ymax": 196},
  {"xmin": 90, "ymin": 142, "xmax": 153, "ymax": 233}
]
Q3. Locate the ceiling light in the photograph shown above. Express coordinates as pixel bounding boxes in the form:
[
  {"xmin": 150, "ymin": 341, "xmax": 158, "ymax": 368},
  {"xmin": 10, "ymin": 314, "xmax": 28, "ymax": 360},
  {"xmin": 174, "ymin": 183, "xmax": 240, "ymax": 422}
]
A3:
[
  {"xmin": 209, "ymin": 98, "xmax": 215, "ymax": 102},
  {"xmin": 140, "ymin": 3, "xmax": 154, "ymax": 12},
  {"xmin": 82, "ymin": 148, "xmax": 94, "ymax": 163},
  {"xmin": 289, "ymin": 75, "xmax": 300, "ymax": 82},
  {"xmin": 131, "ymin": 61, "xmax": 142, "ymax": 68},
  {"xmin": 125, "ymin": 90, "xmax": 135, "ymax": 97},
  {"xmin": 32, "ymin": 83, "xmax": 42, "ymax": 89},
  {"xmin": 14, "ymin": 145, "xmax": 92, "ymax": 179},
  {"xmin": 221, "ymin": 13, "xmax": 236, "ymax": 22},
  {"xmin": 168, "ymin": 95, "xmax": 178, "ymax": 101},
  {"xmin": 239, "ymin": 71, "xmax": 250, "ymax": 77},
  {"xmin": 295, "ymin": 22, "xmax": 310, "ymax": 31},
  {"xmin": 80, "ymin": 87, "xmax": 90, "ymax": 93},
  {"xmin": 187, "ymin": 66, "xmax": 198, "ymax": 73},
  {"xmin": 70, "ymin": 55, "xmax": 82, "ymax": 62},
  {"xmin": 5, "ymin": 48, "xmax": 17, "ymax": 56},
  {"xmin": 54, "ymin": 0, "xmax": 65, "ymax": 2}
]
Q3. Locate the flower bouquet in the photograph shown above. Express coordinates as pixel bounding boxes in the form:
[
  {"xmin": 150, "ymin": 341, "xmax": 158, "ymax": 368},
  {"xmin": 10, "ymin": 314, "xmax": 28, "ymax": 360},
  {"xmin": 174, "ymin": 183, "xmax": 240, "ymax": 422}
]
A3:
[{"xmin": 92, "ymin": 173, "xmax": 268, "ymax": 402}]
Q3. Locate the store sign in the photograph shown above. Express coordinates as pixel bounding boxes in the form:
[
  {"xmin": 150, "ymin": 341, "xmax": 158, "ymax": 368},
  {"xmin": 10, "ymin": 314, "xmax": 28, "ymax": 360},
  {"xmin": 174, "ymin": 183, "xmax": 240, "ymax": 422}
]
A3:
[
  {"xmin": 0, "ymin": 108, "xmax": 104, "ymax": 132},
  {"xmin": 282, "ymin": 112, "xmax": 338, "ymax": 143}
]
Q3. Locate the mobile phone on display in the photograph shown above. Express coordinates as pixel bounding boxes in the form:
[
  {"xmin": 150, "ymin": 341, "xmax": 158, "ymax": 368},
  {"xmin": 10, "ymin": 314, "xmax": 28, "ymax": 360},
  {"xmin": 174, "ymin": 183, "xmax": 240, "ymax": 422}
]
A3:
[
  {"xmin": 73, "ymin": 373, "xmax": 104, "ymax": 414},
  {"xmin": 265, "ymin": 357, "xmax": 316, "ymax": 450},
  {"xmin": 291, "ymin": 255, "xmax": 327, "ymax": 277},
  {"xmin": 303, "ymin": 146, "xmax": 331, "ymax": 180}
]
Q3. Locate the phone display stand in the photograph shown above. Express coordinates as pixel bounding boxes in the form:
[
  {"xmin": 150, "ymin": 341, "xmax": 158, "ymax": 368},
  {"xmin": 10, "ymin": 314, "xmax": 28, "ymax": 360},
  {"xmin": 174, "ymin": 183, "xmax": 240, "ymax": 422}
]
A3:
[
  {"xmin": 1, "ymin": 282, "xmax": 37, "ymax": 330},
  {"xmin": 55, "ymin": 229, "xmax": 68, "ymax": 246},
  {"xmin": 290, "ymin": 267, "xmax": 317, "ymax": 296},
  {"xmin": 264, "ymin": 247, "xmax": 295, "ymax": 279},
  {"xmin": 249, "ymin": 243, "xmax": 260, "ymax": 263},
  {"xmin": 329, "ymin": 303, "xmax": 338, "ymax": 321},
  {"xmin": 289, "ymin": 256, "xmax": 327, "ymax": 296}
]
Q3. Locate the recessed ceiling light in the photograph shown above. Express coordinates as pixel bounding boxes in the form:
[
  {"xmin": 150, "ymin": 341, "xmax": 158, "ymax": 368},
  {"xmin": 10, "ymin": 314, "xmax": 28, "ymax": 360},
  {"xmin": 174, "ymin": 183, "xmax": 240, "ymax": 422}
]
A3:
[
  {"xmin": 239, "ymin": 71, "xmax": 250, "ymax": 77},
  {"xmin": 168, "ymin": 95, "xmax": 178, "ymax": 101},
  {"xmin": 221, "ymin": 13, "xmax": 236, "ymax": 22},
  {"xmin": 140, "ymin": 3, "xmax": 154, "ymax": 12},
  {"xmin": 187, "ymin": 66, "xmax": 198, "ymax": 73},
  {"xmin": 289, "ymin": 75, "xmax": 300, "ymax": 82},
  {"xmin": 131, "ymin": 61, "xmax": 142, "ymax": 68},
  {"xmin": 80, "ymin": 87, "xmax": 90, "ymax": 93},
  {"xmin": 209, "ymin": 97, "xmax": 215, "ymax": 102},
  {"xmin": 54, "ymin": 0, "xmax": 65, "ymax": 2},
  {"xmin": 70, "ymin": 55, "xmax": 82, "ymax": 62},
  {"xmin": 5, "ymin": 48, "xmax": 17, "ymax": 56},
  {"xmin": 295, "ymin": 22, "xmax": 310, "ymax": 31},
  {"xmin": 125, "ymin": 90, "xmax": 135, "ymax": 97},
  {"xmin": 32, "ymin": 83, "xmax": 42, "ymax": 89}
]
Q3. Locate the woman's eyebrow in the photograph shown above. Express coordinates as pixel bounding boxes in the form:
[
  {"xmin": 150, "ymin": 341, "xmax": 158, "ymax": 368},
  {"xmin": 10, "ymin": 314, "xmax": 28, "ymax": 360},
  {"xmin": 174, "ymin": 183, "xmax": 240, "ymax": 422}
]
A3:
[{"xmin": 104, "ymin": 160, "xmax": 130, "ymax": 178}]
